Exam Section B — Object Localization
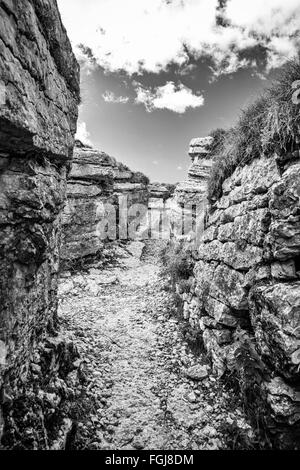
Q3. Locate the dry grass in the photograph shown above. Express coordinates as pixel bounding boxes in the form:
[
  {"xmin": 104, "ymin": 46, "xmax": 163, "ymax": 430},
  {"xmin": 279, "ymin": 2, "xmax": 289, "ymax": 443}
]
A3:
[
  {"xmin": 161, "ymin": 243, "xmax": 195, "ymax": 285},
  {"xmin": 208, "ymin": 57, "xmax": 300, "ymax": 203}
]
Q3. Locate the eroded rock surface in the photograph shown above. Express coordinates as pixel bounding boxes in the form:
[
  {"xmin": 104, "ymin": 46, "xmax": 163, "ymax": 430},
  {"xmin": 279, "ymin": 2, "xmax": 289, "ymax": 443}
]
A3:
[
  {"xmin": 0, "ymin": 0, "xmax": 80, "ymax": 448},
  {"xmin": 149, "ymin": 182, "xmax": 176, "ymax": 201},
  {"xmin": 170, "ymin": 137, "xmax": 213, "ymax": 243},
  {"xmin": 0, "ymin": 0, "xmax": 79, "ymax": 157},
  {"xmin": 178, "ymin": 154, "xmax": 300, "ymax": 448},
  {"xmin": 61, "ymin": 141, "xmax": 150, "ymax": 267},
  {"xmin": 174, "ymin": 137, "xmax": 213, "ymax": 207}
]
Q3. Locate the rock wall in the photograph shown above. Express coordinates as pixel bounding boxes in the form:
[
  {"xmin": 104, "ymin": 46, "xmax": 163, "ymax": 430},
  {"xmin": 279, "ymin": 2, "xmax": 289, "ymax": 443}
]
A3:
[
  {"xmin": 61, "ymin": 142, "xmax": 150, "ymax": 267},
  {"xmin": 178, "ymin": 148, "xmax": 300, "ymax": 448},
  {"xmin": 0, "ymin": 0, "xmax": 80, "ymax": 447}
]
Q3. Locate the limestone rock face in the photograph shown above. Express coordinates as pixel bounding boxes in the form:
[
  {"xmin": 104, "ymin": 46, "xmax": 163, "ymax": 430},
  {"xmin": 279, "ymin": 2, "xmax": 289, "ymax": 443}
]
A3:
[
  {"xmin": 175, "ymin": 136, "xmax": 213, "ymax": 206},
  {"xmin": 61, "ymin": 142, "xmax": 149, "ymax": 266},
  {"xmin": 189, "ymin": 137, "xmax": 214, "ymax": 157},
  {"xmin": 0, "ymin": 0, "xmax": 79, "ymax": 158},
  {"xmin": 179, "ymin": 154, "xmax": 300, "ymax": 448},
  {"xmin": 250, "ymin": 282, "xmax": 300, "ymax": 382},
  {"xmin": 170, "ymin": 137, "xmax": 213, "ymax": 243},
  {"xmin": 149, "ymin": 182, "xmax": 175, "ymax": 201},
  {"xmin": 0, "ymin": 0, "xmax": 80, "ymax": 448}
]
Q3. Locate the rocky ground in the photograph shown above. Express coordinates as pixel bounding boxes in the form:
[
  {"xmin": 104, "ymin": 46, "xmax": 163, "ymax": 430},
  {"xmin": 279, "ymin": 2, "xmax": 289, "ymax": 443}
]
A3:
[{"xmin": 58, "ymin": 240, "xmax": 255, "ymax": 450}]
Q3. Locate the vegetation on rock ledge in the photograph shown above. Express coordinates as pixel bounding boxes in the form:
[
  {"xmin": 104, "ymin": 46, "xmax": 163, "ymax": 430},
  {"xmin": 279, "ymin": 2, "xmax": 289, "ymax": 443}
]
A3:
[
  {"xmin": 208, "ymin": 57, "xmax": 300, "ymax": 203},
  {"xmin": 160, "ymin": 243, "xmax": 195, "ymax": 287}
]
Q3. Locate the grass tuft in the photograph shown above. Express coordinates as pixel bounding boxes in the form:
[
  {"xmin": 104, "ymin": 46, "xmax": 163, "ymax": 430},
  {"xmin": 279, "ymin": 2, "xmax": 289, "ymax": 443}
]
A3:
[
  {"xmin": 160, "ymin": 243, "xmax": 195, "ymax": 286},
  {"xmin": 208, "ymin": 57, "xmax": 300, "ymax": 203}
]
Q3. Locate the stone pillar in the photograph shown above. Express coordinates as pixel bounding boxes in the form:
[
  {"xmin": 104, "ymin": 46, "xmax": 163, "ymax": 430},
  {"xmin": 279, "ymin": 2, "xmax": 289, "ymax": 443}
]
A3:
[
  {"xmin": 171, "ymin": 137, "xmax": 213, "ymax": 243},
  {"xmin": 187, "ymin": 136, "xmax": 213, "ymax": 183}
]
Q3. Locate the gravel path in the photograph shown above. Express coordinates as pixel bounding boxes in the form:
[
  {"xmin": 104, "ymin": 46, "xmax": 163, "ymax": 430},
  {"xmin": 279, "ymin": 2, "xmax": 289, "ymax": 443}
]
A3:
[{"xmin": 58, "ymin": 241, "xmax": 253, "ymax": 450}]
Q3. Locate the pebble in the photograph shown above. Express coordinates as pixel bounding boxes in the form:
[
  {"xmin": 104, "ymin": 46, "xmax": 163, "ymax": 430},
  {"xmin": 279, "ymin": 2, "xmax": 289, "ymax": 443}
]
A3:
[
  {"xmin": 185, "ymin": 365, "xmax": 209, "ymax": 381},
  {"xmin": 132, "ymin": 440, "xmax": 144, "ymax": 450},
  {"xmin": 187, "ymin": 392, "xmax": 197, "ymax": 403}
]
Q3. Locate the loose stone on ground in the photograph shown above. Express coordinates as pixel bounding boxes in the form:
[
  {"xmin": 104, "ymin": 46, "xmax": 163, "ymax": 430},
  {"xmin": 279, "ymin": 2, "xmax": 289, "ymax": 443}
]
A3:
[{"xmin": 58, "ymin": 241, "xmax": 254, "ymax": 450}]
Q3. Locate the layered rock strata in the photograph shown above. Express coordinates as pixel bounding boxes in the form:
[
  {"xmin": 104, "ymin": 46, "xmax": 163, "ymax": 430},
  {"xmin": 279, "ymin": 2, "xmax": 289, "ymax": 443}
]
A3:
[
  {"xmin": 61, "ymin": 142, "xmax": 150, "ymax": 266},
  {"xmin": 149, "ymin": 182, "xmax": 176, "ymax": 201},
  {"xmin": 170, "ymin": 137, "xmax": 213, "ymax": 243},
  {"xmin": 178, "ymin": 150, "xmax": 300, "ymax": 448},
  {"xmin": 174, "ymin": 137, "xmax": 213, "ymax": 206},
  {"xmin": 0, "ymin": 0, "xmax": 80, "ymax": 448},
  {"xmin": 141, "ymin": 183, "xmax": 175, "ymax": 240}
]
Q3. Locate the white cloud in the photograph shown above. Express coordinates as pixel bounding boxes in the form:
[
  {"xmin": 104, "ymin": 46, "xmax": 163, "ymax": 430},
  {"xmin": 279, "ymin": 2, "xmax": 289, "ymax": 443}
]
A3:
[
  {"xmin": 209, "ymin": 51, "xmax": 252, "ymax": 81},
  {"xmin": 102, "ymin": 91, "xmax": 129, "ymax": 103},
  {"xmin": 177, "ymin": 166, "xmax": 183, "ymax": 170},
  {"xmin": 58, "ymin": 0, "xmax": 300, "ymax": 78},
  {"xmin": 152, "ymin": 160, "xmax": 159, "ymax": 165},
  {"xmin": 265, "ymin": 36, "xmax": 299, "ymax": 71},
  {"xmin": 75, "ymin": 122, "xmax": 92, "ymax": 146},
  {"xmin": 224, "ymin": 0, "xmax": 300, "ymax": 72},
  {"xmin": 76, "ymin": 44, "xmax": 97, "ymax": 75},
  {"xmin": 135, "ymin": 81, "xmax": 204, "ymax": 113},
  {"xmin": 225, "ymin": 0, "xmax": 300, "ymax": 36}
]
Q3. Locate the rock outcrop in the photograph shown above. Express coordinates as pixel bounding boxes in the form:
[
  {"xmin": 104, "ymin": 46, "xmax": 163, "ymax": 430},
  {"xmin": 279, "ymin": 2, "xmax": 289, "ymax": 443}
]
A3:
[
  {"xmin": 170, "ymin": 137, "xmax": 213, "ymax": 243},
  {"xmin": 174, "ymin": 137, "xmax": 213, "ymax": 206},
  {"xmin": 176, "ymin": 145, "xmax": 300, "ymax": 448},
  {"xmin": 0, "ymin": 0, "xmax": 80, "ymax": 448},
  {"xmin": 61, "ymin": 142, "xmax": 150, "ymax": 267},
  {"xmin": 140, "ymin": 183, "xmax": 175, "ymax": 241},
  {"xmin": 149, "ymin": 182, "xmax": 175, "ymax": 201}
]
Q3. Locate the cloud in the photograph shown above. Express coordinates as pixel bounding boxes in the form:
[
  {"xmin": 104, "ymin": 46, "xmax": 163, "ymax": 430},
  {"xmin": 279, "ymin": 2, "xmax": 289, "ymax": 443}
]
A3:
[
  {"xmin": 225, "ymin": 0, "xmax": 300, "ymax": 36},
  {"xmin": 177, "ymin": 166, "xmax": 183, "ymax": 170},
  {"xmin": 58, "ymin": 0, "xmax": 300, "ymax": 78},
  {"xmin": 265, "ymin": 35, "xmax": 299, "ymax": 71},
  {"xmin": 135, "ymin": 81, "xmax": 204, "ymax": 113},
  {"xmin": 223, "ymin": 0, "xmax": 300, "ymax": 71},
  {"xmin": 75, "ymin": 122, "xmax": 92, "ymax": 146},
  {"xmin": 76, "ymin": 44, "xmax": 97, "ymax": 75},
  {"xmin": 152, "ymin": 160, "xmax": 159, "ymax": 165},
  {"xmin": 178, "ymin": 63, "xmax": 197, "ymax": 76},
  {"xmin": 209, "ymin": 52, "xmax": 250, "ymax": 80},
  {"xmin": 102, "ymin": 91, "xmax": 129, "ymax": 103}
]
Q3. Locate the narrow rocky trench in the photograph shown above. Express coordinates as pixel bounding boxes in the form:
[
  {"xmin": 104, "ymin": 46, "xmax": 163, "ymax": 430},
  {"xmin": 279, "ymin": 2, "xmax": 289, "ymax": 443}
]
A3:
[
  {"xmin": 1, "ymin": 0, "xmax": 299, "ymax": 452},
  {"xmin": 58, "ymin": 240, "xmax": 253, "ymax": 450}
]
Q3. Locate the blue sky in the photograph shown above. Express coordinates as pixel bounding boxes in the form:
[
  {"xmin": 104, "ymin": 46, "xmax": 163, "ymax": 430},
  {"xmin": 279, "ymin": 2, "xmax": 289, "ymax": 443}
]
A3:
[{"xmin": 58, "ymin": 0, "xmax": 300, "ymax": 183}]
